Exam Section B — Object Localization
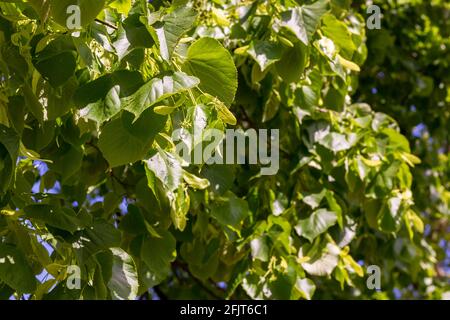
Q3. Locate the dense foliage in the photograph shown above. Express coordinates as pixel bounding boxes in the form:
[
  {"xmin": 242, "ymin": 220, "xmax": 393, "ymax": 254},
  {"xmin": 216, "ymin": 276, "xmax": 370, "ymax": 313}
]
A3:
[
  {"xmin": 0, "ymin": 0, "xmax": 448, "ymax": 300},
  {"xmin": 355, "ymin": 0, "xmax": 449, "ymax": 299}
]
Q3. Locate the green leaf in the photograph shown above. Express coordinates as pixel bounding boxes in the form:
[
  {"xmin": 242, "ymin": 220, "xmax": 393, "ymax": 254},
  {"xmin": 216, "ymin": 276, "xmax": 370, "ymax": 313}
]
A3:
[
  {"xmin": 381, "ymin": 128, "xmax": 411, "ymax": 153},
  {"xmin": 22, "ymin": 84, "xmax": 44, "ymax": 124},
  {"xmin": 278, "ymin": 8, "xmax": 308, "ymax": 44},
  {"xmin": 0, "ymin": 243, "xmax": 37, "ymax": 293},
  {"xmin": 262, "ymin": 90, "xmax": 280, "ymax": 123},
  {"xmin": 183, "ymin": 170, "xmax": 210, "ymax": 190},
  {"xmin": 48, "ymin": 144, "xmax": 83, "ymax": 183},
  {"xmin": 80, "ymin": 86, "xmax": 121, "ymax": 125},
  {"xmin": 247, "ymin": 40, "xmax": 283, "ymax": 72},
  {"xmin": 108, "ymin": 248, "xmax": 139, "ymax": 300},
  {"xmin": 109, "ymin": 0, "xmax": 131, "ymax": 14},
  {"xmin": 182, "ymin": 37, "xmax": 238, "ymax": 106},
  {"xmin": 153, "ymin": 105, "xmax": 178, "ymax": 115},
  {"xmin": 35, "ymin": 51, "xmax": 77, "ymax": 87},
  {"xmin": 266, "ymin": 272, "xmax": 294, "ymax": 299},
  {"xmin": 250, "ymin": 236, "xmax": 269, "ymax": 262},
  {"xmin": 318, "ymin": 132, "xmax": 352, "ymax": 152},
  {"xmin": 74, "ymin": 220, "xmax": 122, "ymax": 263},
  {"xmin": 321, "ymin": 14, "xmax": 356, "ymax": 59},
  {"xmin": 140, "ymin": 231, "xmax": 177, "ymax": 287},
  {"xmin": 171, "ymin": 185, "xmax": 190, "ymax": 231},
  {"xmin": 278, "ymin": 0, "xmax": 329, "ymax": 45},
  {"xmin": 144, "ymin": 165, "xmax": 161, "ymax": 206},
  {"xmin": 75, "ymin": 70, "xmax": 144, "ymax": 124},
  {"xmin": 154, "ymin": 6, "xmax": 197, "ymax": 61},
  {"xmin": 401, "ymin": 152, "xmax": 421, "ymax": 167},
  {"xmin": 0, "ymin": 125, "xmax": 19, "ymax": 194},
  {"xmin": 50, "ymin": 0, "xmax": 106, "ymax": 27},
  {"xmin": 300, "ymin": 242, "xmax": 340, "ymax": 276},
  {"xmin": 74, "ymin": 70, "xmax": 143, "ymax": 107},
  {"xmin": 275, "ymin": 42, "xmax": 308, "ymax": 83},
  {"xmin": 180, "ymin": 238, "xmax": 219, "ymax": 280},
  {"xmin": 201, "ymin": 164, "xmax": 235, "ymax": 195},
  {"xmin": 123, "ymin": 14, "xmax": 154, "ymax": 48},
  {"xmin": 295, "ymin": 209, "xmax": 337, "ymax": 242},
  {"xmin": 122, "ymin": 71, "xmax": 199, "ymax": 119},
  {"xmin": 302, "ymin": 190, "xmax": 326, "ymax": 209},
  {"xmin": 379, "ymin": 197, "xmax": 404, "ymax": 232},
  {"xmin": 146, "ymin": 149, "xmax": 182, "ymax": 192},
  {"xmin": 210, "ymin": 191, "xmax": 249, "ymax": 230},
  {"xmin": 23, "ymin": 204, "xmax": 83, "ymax": 233},
  {"xmin": 33, "ymin": 35, "xmax": 77, "ymax": 87},
  {"xmin": 338, "ymin": 55, "xmax": 360, "ymax": 72},
  {"xmin": 27, "ymin": 0, "xmax": 51, "ymax": 20},
  {"xmin": 325, "ymin": 191, "xmax": 343, "ymax": 229},
  {"xmin": 301, "ymin": 0, "xmax": 330, "ymax": 40},
  {"xmin": 206, "ymin": 94, "xmax": 237, "ymax": 125},
  {"xmin": 98, "ymin": 109, "xmax": 167, "ymax": 168},
  {"xmin": 119, "ymin": 205, "xmax": 147, "ymax": 235},
  {"xmin": 242, "ymin": 272, "xmax": 265, "ymax": 299},
  {"xmin": 225, "ymin": 259, "xmax": 249, "ymax": 299},
  {"xmin": 295, "ymin": 278, "xmax": 316, "ymax": 300}
]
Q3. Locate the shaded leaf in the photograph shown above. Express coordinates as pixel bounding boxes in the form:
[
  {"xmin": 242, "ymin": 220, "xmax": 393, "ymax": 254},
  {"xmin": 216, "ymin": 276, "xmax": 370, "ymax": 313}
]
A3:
[
  {"xmin": 108, "ymin": 248, "xmax": 139, "ymax": 300},
  {"xmin": 295, "ymin": 209, "xmax": 337, "ymax": 242},
  {"xmin": 98, "ymin": 110, "xmax": 166, "ymax": 168},
  {"xmin": 0, "ymin": 243, "xmax": 37, "ymax": 293},
  {"xmin": 122, "ymin": 71, "xmax": 199, "ymax": 119}
]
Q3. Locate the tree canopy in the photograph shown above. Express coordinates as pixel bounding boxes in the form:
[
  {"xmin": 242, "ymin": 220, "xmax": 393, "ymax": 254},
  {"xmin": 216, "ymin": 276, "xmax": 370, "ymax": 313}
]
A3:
[{"xmin": 0, "ymin": 0, "xmax": 448, "ymax": 300}]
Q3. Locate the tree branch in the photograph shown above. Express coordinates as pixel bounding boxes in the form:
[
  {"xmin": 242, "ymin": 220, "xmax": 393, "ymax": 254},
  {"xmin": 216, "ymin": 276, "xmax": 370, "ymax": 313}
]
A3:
[
  {"xmin": 94, "ymin": 18, "xmax": 118, "ymax": 30},
  {"xmin": 172, "ymin": 260, "xmax": 223, "ymax": 300}
]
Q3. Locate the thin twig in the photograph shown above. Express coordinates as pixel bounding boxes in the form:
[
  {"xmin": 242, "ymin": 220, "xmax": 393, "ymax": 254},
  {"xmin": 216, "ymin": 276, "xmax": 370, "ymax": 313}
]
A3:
[
  {"xmin": 94, "ymin": 18, "xmax": 118, "ymax": 30},
  {"xmin": 239, "ymin": 105, "xmax": 257, "ymax": 129},
  {"xmin": 173, "ymin": 260, "xmax": 223, "ymax": 299}
]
